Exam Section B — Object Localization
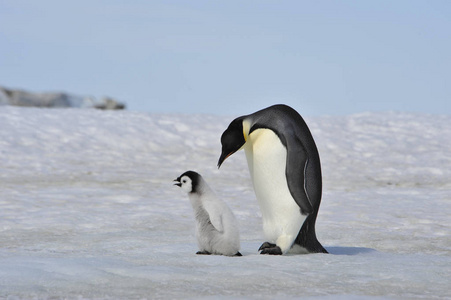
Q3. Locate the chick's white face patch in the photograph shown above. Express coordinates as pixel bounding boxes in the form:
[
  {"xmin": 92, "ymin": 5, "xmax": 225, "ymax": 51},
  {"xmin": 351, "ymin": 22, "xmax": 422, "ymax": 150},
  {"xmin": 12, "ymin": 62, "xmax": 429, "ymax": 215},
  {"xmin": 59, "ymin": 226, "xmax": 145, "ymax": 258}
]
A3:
[{"xmin": 179, "ymin": 175, "xmax": 193, "ymax": 193}]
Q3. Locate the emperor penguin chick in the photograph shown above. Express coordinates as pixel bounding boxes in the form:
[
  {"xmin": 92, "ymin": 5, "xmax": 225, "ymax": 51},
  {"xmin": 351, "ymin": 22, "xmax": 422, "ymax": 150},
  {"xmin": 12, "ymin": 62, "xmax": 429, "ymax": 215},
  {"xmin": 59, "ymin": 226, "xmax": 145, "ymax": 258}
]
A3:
[{"xmin": 174, "ymin": 171, "xmax": 242, "ymax": 257}]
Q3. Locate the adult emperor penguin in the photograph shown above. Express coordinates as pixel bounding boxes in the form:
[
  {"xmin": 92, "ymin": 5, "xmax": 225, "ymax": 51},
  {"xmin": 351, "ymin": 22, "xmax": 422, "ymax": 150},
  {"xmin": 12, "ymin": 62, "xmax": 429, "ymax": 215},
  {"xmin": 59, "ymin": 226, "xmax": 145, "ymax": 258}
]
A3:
[
  {"xmin": 174, "ymin": 171, "xmax": 242, "ymax": 257},
  {"xmin": 217, "ymin": 104, "xmax": 327, "ymax": 255}
]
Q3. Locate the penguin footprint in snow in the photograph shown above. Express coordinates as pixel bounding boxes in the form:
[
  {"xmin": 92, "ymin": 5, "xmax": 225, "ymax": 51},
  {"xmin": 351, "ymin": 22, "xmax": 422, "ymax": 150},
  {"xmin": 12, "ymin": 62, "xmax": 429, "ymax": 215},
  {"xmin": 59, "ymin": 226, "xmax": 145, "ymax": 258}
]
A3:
[{"xmin": 174, "ymin": 171, "xmax": 242, "ymax": 257}]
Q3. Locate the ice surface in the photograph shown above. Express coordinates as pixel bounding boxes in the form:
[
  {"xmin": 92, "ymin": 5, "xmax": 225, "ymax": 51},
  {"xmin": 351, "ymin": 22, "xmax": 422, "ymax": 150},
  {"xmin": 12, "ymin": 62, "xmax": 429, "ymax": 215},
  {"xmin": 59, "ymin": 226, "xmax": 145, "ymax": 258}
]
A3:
[{"xmin": 0, "ymin": 107, "xmax": 450, "ymax": 299}]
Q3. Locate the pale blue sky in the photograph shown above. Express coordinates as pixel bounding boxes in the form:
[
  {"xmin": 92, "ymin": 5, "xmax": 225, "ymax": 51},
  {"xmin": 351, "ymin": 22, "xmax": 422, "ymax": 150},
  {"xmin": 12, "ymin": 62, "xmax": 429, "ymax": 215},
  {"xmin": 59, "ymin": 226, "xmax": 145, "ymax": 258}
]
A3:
[{"xmin": 1, "ymin": 1, "xmax": 450, "ymax": 116}]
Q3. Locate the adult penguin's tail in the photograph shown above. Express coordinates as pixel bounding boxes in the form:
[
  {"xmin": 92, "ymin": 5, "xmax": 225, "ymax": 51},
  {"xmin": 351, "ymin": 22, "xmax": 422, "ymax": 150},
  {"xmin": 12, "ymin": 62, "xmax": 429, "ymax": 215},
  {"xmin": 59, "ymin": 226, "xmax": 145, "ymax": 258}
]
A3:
[{"xmin": 294, "ymin": 212, "xmax": 328, "ymax": 253}]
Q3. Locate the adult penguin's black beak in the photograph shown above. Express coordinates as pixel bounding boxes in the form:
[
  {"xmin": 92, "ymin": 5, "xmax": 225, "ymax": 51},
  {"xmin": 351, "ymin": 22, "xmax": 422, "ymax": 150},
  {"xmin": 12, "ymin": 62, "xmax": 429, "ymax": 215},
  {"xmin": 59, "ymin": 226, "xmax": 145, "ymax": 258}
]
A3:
[{"xmin": 217, "ymin": 150, "xmax": 235, "ymax": 169}]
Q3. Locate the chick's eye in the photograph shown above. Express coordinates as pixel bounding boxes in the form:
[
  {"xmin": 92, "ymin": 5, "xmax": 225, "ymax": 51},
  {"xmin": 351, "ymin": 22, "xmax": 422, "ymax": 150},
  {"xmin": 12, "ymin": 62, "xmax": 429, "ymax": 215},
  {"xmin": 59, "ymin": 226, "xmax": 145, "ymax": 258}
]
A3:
[{"xmin": 183, "ymin": 180, "xmax": 186, "ymax": 183}]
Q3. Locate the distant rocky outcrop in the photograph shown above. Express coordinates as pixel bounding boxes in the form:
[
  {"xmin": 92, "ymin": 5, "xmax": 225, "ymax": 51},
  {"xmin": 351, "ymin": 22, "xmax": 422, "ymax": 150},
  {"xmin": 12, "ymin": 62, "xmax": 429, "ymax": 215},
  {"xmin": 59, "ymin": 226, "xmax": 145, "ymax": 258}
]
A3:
[{"xmin": 0, "ymin": 86, "xmax": 125, "ymax": 110}]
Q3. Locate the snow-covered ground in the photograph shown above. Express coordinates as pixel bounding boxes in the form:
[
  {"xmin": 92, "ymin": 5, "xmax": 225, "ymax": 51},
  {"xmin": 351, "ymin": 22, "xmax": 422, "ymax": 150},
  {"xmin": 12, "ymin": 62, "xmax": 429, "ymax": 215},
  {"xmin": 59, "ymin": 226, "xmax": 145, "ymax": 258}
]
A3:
[{"xmin": 0, "ymin": 107, "xmax": 450, "ymax": 299}]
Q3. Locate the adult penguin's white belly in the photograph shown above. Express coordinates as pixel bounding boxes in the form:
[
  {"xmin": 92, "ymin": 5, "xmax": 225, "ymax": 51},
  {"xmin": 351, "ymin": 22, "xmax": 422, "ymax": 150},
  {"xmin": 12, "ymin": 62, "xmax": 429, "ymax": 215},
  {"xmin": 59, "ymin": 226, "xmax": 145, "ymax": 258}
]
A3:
[{"xmin": 244, "ymin": 128, "xmax": 306, "ymax": 253}]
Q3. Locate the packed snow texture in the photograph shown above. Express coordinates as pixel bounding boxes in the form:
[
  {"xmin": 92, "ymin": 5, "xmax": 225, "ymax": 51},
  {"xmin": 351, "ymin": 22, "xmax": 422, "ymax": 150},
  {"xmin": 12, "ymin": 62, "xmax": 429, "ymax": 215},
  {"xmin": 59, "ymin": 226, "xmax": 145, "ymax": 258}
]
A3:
[{"xmin": 0, "ymin": 107, "xmax": 450, "ymax": 299}]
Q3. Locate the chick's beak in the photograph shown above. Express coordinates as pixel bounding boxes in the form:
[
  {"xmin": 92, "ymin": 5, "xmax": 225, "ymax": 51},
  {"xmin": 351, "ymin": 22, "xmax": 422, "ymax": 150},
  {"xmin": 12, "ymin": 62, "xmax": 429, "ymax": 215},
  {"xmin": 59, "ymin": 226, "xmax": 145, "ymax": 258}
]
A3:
[{"xmin": 173, "ymin": 178, "xmax": 181, "ymax": 187}]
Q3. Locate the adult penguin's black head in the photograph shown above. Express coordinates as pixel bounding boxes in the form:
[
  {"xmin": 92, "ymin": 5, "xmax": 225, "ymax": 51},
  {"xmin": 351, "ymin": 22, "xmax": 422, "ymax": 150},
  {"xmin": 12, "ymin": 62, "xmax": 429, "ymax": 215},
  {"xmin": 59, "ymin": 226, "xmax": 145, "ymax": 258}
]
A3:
[{"xmin": 218, "ymin": 117, "xmax": 246, "ymax": 168}]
